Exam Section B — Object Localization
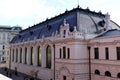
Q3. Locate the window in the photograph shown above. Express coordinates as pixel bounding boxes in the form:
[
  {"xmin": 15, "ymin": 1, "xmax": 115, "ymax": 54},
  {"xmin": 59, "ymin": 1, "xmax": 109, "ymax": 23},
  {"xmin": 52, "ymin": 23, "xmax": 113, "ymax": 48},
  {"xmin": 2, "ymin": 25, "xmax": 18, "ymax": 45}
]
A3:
[
  {"xmin": 95, "ymin": 69, "xmax": 100, "ymax": 75},
  {"xmin": 72, "ymin": 78, "xmax": 74, "ymax": 80},
  {"xmin": 25, "ymin": 47, "xmax": 27, "ymax": 64},
  {"xmin": 30, "ymin": 47, "xmax": 34, "ymax": 65},
  {"xmin": 16, "ymin": 48, "xmax": 18, "ymax": 62},
  {"xmin": 20, "ymin": 48, "xmax": 22, "ymax": 63},
  {"xmin": 37, "ymin": 46, "xmax": 41, "ymax": 66},
  {"xmin": 46, "ymin": 45, "xmax": 51, "ymax": 68},
  {"xmin": 67, "ymin": 48, "xmax": 70, "ymax": 59},
  {"xmin": 60, "ymin": 48, "xmax": 62, "ymax": 58},
  {"xmin": 94, "ymin": 48, "xmax": 99, "ymax": 59},
  {"xmin": 63, "ymin": 30, "xmax": 66, "ymax": 38},
  {"xmin": 105, "ymin": 47, "xmax": 109, "ymax": 60},
  {"xmin": 63, "ymin": 76, "xmax": 66, "ymax": 80},
  {"xmin": 12, "ymin": 49, "xmax": 14, "ymax": 62},
  {"xmin": 2, "ymin": 52, "xmax": 4, "ymax": 55},
  {"xmin": 3, "ymin": 45, "xmax": 5, "ymax": 49},
  {"xmin": 2, "ymin": 57, "xmax": 5, "ymax": 61},
  {"xmin": 105, "ymin": 71, "xmax": 111, "ymax": 77},
  {"xmin": 3, "ymin": 33, "xmax": 5, "ymax": 39},
  {"xmin": 116, "ymin": 47, "xmax": 120, "ymax": 60},
  {"xmin": 117, "ymin": 73, "xmax": 120, "ymax": 78},
  {"xmin": 63, "ymin": 47, "xmax": 66, "ymax": 59}
]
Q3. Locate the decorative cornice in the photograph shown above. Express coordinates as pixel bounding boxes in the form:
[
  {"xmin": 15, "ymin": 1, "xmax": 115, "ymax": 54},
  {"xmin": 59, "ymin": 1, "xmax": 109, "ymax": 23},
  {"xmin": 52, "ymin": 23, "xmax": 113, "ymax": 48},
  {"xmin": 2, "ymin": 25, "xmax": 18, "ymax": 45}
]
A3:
[{"xmin": 89, "ymin": 40, "xmax": 120, "ymax": 46}]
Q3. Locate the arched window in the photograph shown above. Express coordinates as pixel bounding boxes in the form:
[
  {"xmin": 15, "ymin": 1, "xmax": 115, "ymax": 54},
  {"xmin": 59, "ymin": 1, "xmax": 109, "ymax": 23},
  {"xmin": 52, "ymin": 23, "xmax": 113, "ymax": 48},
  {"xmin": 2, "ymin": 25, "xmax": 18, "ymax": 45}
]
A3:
[
  {"xmin": 63, "ymin": 30, "xmax": 66, "ymax": 38},
  {"xmin": 46, "ymin": 45, "xmax": 51, "ymax": 68},
  {"xmin": 37, "ymin": 46, "xmax": 41, "ymax": 66},
  {"xmin": 16, "ymin": 48, "xmax": 18, "ymax": 62},
  {"xmin": 105, "ymin": 71, "xmax": 111, "ymax": 77},
  {"xmin": 63, "ymin": 47, "xmax": 66, "ymax": 59},
  {"xmin": 117, "ymin": 73, "xmax": 120, "ymax": 78},
  {"xmin": 25, "ymin": 47, "xmax": 27, "ymax": 64},
  {"xmin": 30, "ymin": 47, "xmax": 34, "ymax": 65},
  {"xmin": 20, "ymin": 48, "xmax": 22, "ymax": 63},
  {"xmin": 60, "ymin": 48, "xmax": 62, "ymax": 58},
  {"xmin": 12, "ymin": 49, "xmax": 14, "ymax": 62},
  {"xmin": 95, "ymin": 69, "xmax": 100, "ymax": 75},
  {"xmin": 67, "ymin": 48, "xmax": 70, "ymax": 59}
]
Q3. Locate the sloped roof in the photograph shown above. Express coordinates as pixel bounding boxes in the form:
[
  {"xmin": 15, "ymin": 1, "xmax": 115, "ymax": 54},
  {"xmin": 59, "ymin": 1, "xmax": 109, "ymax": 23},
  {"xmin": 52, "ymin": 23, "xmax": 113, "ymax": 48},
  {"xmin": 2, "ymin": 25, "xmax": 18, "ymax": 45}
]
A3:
[
  {"xmin": 11, "ymin": 6, "xmax": 120, "ymax": 43},
  {"xmin": 11, "ymin": 9, "xmax": 77, "ymax": 43},
  {"xmin": 96, "ymin": 29, "xmax": 120, "ymax": 38}
]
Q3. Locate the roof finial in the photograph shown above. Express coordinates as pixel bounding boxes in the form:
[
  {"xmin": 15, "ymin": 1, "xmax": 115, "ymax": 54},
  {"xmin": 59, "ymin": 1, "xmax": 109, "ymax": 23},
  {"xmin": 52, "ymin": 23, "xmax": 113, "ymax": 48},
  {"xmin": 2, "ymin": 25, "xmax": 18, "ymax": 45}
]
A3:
[
  {"xmin": 64, "ymin": 19, "xmax": 67, "ymax": 25},
  {"xmin": 77, "ymin": 0, "xmax": 80, "ymax": 7},
  {"xmin": 105, "ymin": 12, "xmax": 111, "ymax": 30}
]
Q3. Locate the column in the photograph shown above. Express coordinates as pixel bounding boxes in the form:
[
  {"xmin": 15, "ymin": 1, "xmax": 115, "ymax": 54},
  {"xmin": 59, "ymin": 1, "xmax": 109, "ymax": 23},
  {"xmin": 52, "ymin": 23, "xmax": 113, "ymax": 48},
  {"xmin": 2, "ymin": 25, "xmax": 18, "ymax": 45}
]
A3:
[
  {"xmin": 27, "ymin": 46, "xmax": 30, "ymax": 65},
  {"xmin": 22, "ymin": 47, "xmax": 25, "ymax": 64},
  {"xmin": 33, "ymin": 46, "xmax": 37, "ymax": 66},
  {"xmin": 11, "ymin": 48, "xmax": 13, "ymax": 62},
  {"xmin": 51, "ymin": 46, "xmax": 54, "ymax": 69},
  {"xmin": 66, "ymin": 48, "xmax": 68, "ymax": 59},
  {"xmin": 61, "ymin": 48, "xmax": 63, "ymax": 59},
  {"xmin": 14, "ymin": 48, "xmax": 16, "ymax": 63},
  {"xmin": 42, "ymin": 46, "xmax": 46, "ymax": 68},
  {"xmin": 18, "ymin": 47, "xmax": 20, "ymax": 63}
]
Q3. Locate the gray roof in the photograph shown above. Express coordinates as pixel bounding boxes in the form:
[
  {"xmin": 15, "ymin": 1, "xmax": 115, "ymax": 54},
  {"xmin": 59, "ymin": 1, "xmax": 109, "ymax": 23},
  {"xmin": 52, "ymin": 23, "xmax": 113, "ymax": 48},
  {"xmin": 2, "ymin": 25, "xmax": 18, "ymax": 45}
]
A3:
[
  {"xmin": 11, "ymin": 6, "xmax": 120, "ymax": 43},
  {"xmin": 96, "ymin": 29, "xmax": 120, "ymax": 38}
]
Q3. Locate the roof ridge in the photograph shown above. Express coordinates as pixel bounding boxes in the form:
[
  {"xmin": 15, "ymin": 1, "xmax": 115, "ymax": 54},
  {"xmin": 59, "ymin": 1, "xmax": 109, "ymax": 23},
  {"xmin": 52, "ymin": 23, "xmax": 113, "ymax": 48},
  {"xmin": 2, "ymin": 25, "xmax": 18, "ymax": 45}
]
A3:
[{"xmin": 20, "ymin": 6, "xmax": 105, "ymax": 33}]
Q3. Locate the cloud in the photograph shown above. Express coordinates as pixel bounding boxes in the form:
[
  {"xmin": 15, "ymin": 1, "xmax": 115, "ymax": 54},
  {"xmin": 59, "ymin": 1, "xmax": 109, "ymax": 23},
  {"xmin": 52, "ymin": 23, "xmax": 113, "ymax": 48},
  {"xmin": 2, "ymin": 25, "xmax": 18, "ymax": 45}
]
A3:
[
  {"xmin": 0, "ymin": 0, "xmax": 58, "ymax": 28},
  {"xmin": 0, "ymin": 0, "xmax": 46, "ymax": 18},
  {"xmin": 58, "ymin": 0, "xmax": 65, "ymax": 5},
  {"xmin": 0, "ymin": 0, "xmax": 119, "ymax": 29}
]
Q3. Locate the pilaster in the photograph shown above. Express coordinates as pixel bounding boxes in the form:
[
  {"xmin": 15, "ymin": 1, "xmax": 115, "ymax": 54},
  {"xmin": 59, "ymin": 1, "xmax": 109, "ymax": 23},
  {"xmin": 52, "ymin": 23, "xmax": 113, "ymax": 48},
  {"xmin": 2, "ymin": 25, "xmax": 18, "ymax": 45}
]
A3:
[
  {"xmin": 27, "ymin": 46, "xmax": 30, "ymax": 65},
  {"xmin": 42, "ymin": 45, "xmax": 46, "ymax": 68},
  {"xmin": 18, "ymin": 47, "xmax": 20, "ymax": 63},
  {"xmin": 51, "ymin": 46, "xmax": 54, "ymax": 69},
  {"xmin": 14, "ymin": 48, "xmax": 16, "ymax": 63},
  {"xmin": 22, "ymin": 47, "xmax": 25, "ymax": 64},
  {"xmin": 33, "ymin": 46, "xmax": 37, "ymax": 66}
]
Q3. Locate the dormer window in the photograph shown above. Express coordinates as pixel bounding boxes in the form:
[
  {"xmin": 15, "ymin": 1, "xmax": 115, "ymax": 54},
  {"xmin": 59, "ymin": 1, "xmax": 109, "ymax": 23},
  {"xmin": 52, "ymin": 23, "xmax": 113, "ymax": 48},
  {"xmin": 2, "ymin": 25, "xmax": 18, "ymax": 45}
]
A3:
[
  {"xmin": 29, "ymin": 31, "xmax": 33, "ymax": 35},
  {"xmin": 47, "ymin": 25, "xmax": 52, "ymax": 30},
  {"xmin": 98, "ymin": 20, "xmax": 105, "ymax": 27},
  {"xmin": 63, "ymin": 30, "xmax": 66, "ymax": 38},
  {"xmin": 60, "ymin": 19, "xmax": 70, "ymax": 38},
  {"xmin": 19, "ymin": 35, "xmax": 21, "ymax": 38}
]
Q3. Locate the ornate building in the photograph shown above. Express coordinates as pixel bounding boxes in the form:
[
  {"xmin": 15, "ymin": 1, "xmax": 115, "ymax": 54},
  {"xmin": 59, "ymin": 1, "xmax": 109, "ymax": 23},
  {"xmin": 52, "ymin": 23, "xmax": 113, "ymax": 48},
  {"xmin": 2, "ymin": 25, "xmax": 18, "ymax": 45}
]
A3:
[
  {"xmin": 9, "ymin": 6, "xmax": 120, "ymax": 80},
  {"xmin": 0, "ymin": 25, "xmax": 22, "ymax": 63}
]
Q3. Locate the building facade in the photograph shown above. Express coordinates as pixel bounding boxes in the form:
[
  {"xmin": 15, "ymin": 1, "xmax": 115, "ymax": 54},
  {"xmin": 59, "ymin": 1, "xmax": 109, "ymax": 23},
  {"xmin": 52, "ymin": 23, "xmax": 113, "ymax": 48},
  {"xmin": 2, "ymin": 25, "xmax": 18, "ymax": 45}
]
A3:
[
  {"xmin": 89, "ymin": 30, "xmax": 120, "ymax": 80},
  {"xmin": 0, "ymin": 25, "xmax": 22, "ymax": 63},
  {"xmin": 9, "ymin": 7, "xmax": 120, "ymax": 80}
]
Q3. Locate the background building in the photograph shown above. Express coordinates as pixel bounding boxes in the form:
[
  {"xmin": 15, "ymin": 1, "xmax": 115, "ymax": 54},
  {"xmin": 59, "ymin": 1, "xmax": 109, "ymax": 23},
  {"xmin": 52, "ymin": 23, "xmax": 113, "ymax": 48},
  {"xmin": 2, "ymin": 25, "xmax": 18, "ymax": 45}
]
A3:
[
  {"xmin": 9, "ymin": 6, "xmax": 120, "ymax": 80},
  {"xmin": 0, "ymin": 25, "xmax": 22, "ymax": 63}
]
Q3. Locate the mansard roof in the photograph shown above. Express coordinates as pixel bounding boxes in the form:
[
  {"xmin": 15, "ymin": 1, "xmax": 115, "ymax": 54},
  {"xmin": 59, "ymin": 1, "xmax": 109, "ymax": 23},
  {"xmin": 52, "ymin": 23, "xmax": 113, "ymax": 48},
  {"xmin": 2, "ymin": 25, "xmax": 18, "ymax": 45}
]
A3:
[
  {"xmin": 11, "ymin": 6, "xmax": 120, "ymax": 43},
  {"xmin": 96, "ymin": 29, "xmax": 120, "ymax": 38}
]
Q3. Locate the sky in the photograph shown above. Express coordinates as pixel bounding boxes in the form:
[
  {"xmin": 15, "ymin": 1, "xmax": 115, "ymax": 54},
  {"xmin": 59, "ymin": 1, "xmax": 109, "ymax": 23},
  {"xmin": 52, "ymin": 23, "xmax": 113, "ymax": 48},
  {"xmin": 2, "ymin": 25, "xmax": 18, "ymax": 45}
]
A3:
[{"xmin": 0, "ymin": 0, "xmax": 120, "ymax": 29}]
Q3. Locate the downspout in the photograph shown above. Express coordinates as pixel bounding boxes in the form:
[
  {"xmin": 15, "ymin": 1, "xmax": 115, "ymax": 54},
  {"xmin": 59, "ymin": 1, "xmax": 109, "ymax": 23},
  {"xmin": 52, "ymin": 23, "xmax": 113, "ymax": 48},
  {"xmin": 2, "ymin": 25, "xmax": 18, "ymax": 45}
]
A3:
[
  {"xmin": 88, "ymin": 46, "xmax": 91, "ymax": 80},
  {"xmin": 9, "ymin": 48, "xmax": 11, "ymax": 69},
  {"xmin": 53, "ymin": 45, "xmax": 55, "ymax": 80}
]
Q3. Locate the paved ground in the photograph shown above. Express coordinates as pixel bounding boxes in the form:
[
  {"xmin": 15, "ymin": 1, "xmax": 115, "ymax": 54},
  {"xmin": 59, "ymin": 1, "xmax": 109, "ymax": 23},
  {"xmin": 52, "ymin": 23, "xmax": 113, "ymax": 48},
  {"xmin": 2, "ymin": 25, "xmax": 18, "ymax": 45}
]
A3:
[{"xmin": 0, "ymin": 67, "xmax": 40, "ymax": 80}]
